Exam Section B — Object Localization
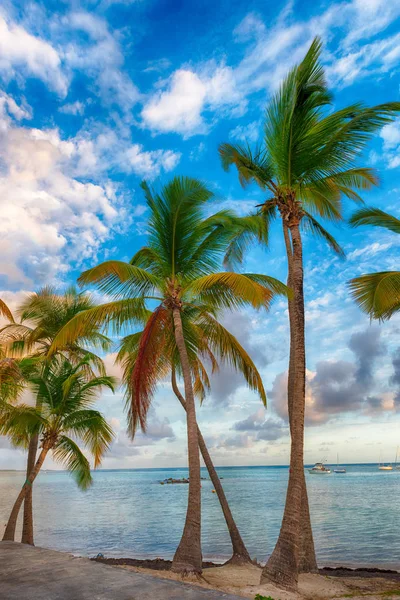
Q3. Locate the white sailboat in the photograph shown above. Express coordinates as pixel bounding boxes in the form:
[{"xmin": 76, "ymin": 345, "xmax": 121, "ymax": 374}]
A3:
[
  {"xmin": 333, "ymin": 454, "xmax": 346, "ymax": 474},
  {"xmin": 395, "ymin": 446, "xmax": 400, "ymax": 471},
  {"xmin": 379, "ymin": 452, "xmax": 393, "ymax": 471}
]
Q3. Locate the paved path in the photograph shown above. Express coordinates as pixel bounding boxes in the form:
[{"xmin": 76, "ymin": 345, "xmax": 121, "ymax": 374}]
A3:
[{"xmin": 0, "ymin": 542, "xmax": 243, "ymax": 600}]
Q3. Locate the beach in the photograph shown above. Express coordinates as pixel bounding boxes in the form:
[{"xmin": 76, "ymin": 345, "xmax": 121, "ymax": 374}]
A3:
[{"xmin": 102, "ymin": 559, "xmax": 400, "ymax": 599}]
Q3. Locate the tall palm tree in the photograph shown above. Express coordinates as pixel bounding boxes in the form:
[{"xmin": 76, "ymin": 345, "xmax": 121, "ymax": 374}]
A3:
[
  {"xmin": 0, "ymin": 288, "xmax": 110, "ymax": 545},
  {"xmin": 349, "ymin": 208, "xmax": 400, "ymax": 319},
  {"xmin": 1, "ymin": 356, "xmax": 115, "ymax": 541},
  {"xmin": 116, "ymin": 299, "xmax": 273, "ymax": 565},
  {"xmin": 219, "ymin": 38, "xmax": 400, "ymax": 590},
  {"xmin": 49, "ymin": 176, "xmax": 286, "ymax": 574}
]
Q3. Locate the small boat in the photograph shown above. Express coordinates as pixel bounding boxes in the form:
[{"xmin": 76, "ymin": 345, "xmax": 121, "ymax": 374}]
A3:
[
  {"xmin": 379, "ymin": 452, "xmax": 393, "ymax": 470},
  {"xmin": 333, "ymin": 454, "xmax": 346, "ymax": 473},
  {"xmin": 308, "ymin": 462, "xmax": 331, "ymax": 474}
]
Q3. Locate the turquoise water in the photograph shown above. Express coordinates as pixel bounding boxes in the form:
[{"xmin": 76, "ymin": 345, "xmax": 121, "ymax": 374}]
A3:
[{"xmin": 1, "ymin": 465, "xmax": 399, "ymax": 567}]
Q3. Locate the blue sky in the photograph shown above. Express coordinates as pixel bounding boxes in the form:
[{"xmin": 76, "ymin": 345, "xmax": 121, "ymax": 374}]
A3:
[{"xmin": 2, "ymin": 0, "xmax": 400, "ymax": 470}]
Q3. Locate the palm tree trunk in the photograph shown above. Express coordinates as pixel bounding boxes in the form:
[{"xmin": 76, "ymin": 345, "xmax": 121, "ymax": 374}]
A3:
[
  {"xmin": 171, "ymin": 306, "xmax": 202, "ymax": 574},
  {"xmin": 261, "ymin": 223, "xmax": 306, "ymax": 591},
  {"xmin": 21, "ymin": 433, "xmax": 39, "ymax": 545},
  {"xmin": 2, "ymin": 445, "xmax": 49, "ymax": 542},
  {"xmin": 171, "ymin": 368, "xmax": 251, "ymax": 565},
  {"xmin": 282, "ymin": 224, "xmax": 317, "ymax": 575}
]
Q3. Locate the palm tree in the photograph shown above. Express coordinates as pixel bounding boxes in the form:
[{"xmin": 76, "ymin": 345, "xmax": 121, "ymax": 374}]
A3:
[
  {"xmin": 0, "ymin": 288, "xmax": 110, "ymax": 545},
  {"xmin": 116, "ymin": 299, "xmax": 273, "ymax": 565},
  {"xmin": 349, "ymin": 208, "xmax": 400, "ymax": 319},
  {"xmin": 219, "ymin": 37, "xmax": 400, "ymax": 590},
  {"xmin": 49, "ymin": 176, "xmax": 286, "ymax": 574},
  {"xmin": 1, "ymin": 355, "xmax": 115, "ymax": 541}
]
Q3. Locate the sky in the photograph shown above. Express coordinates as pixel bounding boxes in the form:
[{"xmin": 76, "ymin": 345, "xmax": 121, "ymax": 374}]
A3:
[{"xmin": 1, "ymin": 0, "xmax": 400, "ymax": 470}]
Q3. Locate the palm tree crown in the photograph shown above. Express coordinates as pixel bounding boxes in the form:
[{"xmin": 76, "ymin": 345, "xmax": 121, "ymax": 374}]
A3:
[{"xmin": 1, "ymin": 356, "xmax": 115, "ymax": 488}]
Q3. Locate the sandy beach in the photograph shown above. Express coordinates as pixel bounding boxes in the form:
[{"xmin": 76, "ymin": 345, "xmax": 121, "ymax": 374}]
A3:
[{"xmin": 97, "ymin": 558, "xmax": 400, "ymax": 600}]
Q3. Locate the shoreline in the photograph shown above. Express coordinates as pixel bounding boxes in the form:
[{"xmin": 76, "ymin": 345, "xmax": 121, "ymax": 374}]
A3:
[
  {"xmin": 93, "ymin": 556, "xmax": 400, "ymax": 577},
  {"xmin": 91, "ymin": 556, "xmax": 400, "ymax": 600}
]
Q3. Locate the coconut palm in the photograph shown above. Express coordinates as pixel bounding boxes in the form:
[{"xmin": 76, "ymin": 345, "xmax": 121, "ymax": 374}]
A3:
[
  {"xmin": 349, "ymin": 208, "xmax": 400, "ymax": 319},
  {"xmin": 219, "ymin": 37, "xmax": 400, "ymax": 590},
  {"xmin": 0, "ymin": 288, "xmax": 111, "ymax": 545},
  {"xmin": 116, "ymin": 299, "xmax": 272, "ymax": 565},
  {"xmin": 49, "ymin": 176, "xmax": 286, "ymax": 574},
  {"xmin": 1, "ymin": 355, "xmax": 115, "ymax": 542}
]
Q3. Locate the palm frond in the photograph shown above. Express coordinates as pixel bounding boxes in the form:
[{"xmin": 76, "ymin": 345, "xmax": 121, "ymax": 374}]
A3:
[
  {"xmin": 349, "ymin": 207, "xmax": 400, "ymax": 234},
  {"xmin": 52, "ymin": 435, "xmax": 92, "ymax": 490},
  {"xmin": 0, "ymin": 299, "xmax": 15, "ymax": 323},
  {"xmin": 188, "ymin": 272, "xmax": 282, "ymax": 310},
  {"xmin": 48, "ymin": 299, "xmax": 150, "ymax": 356},
  {"xmin": 302, "ymin": 212, "xmax": 345, "ymax": 257},
  {"xmin": 78, "ymin": 261, "xmax": 160, "ymax": 298},
  {"xmin": 349, "ymin": 271, "xmax": 400, "ymax": 320},
  {"xmin": 127, "ymin": 305, "xmax": 171, "ymax": 436}
]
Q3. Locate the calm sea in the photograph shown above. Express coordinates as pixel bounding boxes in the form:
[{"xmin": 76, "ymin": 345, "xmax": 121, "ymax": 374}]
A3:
[{"xmin": 1, "ymin": 465, "xmax": 399, "ymax": 568}]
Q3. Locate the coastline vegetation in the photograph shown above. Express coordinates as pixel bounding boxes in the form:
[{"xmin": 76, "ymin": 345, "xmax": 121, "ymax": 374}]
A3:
[{"xmin": 1, "ymin": 36, "xmax": 399, "ymax": 593}]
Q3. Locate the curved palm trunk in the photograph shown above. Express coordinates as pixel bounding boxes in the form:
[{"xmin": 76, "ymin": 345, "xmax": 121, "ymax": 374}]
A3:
[
  {"xmin": 282, "ymin": 224, "xmax": 317, "ymax": 575},
  {"xmin": 2, "ymin": 445, "xmax": 49, "ymax": 542},
  {"xmin": 262, "ymin": 223, "xmax": 306, "ymax": 591},
  {"xmin": 171, "ymin": 307, "xmax": 202, "ymax": 574},
  {"xmin": 171, "ymin": 369, "xmax": 251, "ymax": 565},
  {"xmin": 21, "ymin": 433, "xmax": 39, "ymax": 545}
]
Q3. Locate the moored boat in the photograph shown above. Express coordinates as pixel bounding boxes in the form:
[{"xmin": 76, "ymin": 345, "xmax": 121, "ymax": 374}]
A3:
[
  {"xmin": 308, "ymin": 462, "xmax": 331, "ymax": 474},
  {"xmin": 333, "ymin": 453, "xmax": 346, "ymax": 473}
]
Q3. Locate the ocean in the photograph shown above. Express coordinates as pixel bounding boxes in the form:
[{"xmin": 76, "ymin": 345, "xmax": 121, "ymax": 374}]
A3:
[{"xmin": 1, "ymin": 465, "xmax": 399, "ymax": 567}]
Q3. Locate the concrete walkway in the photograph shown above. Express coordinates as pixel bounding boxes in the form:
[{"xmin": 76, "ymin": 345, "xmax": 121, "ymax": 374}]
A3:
[{"xmin": 0, "ymin": 542, "xmax": 244, "ymax": 600}]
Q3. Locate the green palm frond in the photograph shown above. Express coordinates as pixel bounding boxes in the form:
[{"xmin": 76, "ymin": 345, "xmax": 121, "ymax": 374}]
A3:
[
  {"xmin": 78, "ymin": 261, "xmax": 160, "ymax": 298},
  {"xmin": 349, "ymin": 271, "xmax": 400, "ymax": 320},
  {"xmin": 52, "ymin": 435, "xmax": 92, "ymax": 490},
  {"xmin": 223, "ymin": 212, "xmax": 274, "ymax": 270},
  {"xmin": 0, "ymin": 402, "xmax": 44, "ymax": 447},
  {"xmin": 302, "ymin": 213, "xmax": 345, "ymax": 257},
  {"xmin": 188, "ymin": 272, "xmax": 278, "ymax": 310},
  {"xmin": 48, "ymin": 299, "xmax": 150, "ymax": 356},
  {"xmin": 349, "ymin": 207, "xmax": 400, "ymax": 234},
  {"xmin": 197, "ymin": 313, "xmax": 266, "ymax": 405},
  {"xmin": 219, "ymin": 143, "xmax": 275, "ymax": 189}
]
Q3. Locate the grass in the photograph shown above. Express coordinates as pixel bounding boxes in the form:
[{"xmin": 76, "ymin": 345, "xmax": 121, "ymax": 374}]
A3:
[{"xmin": 254, "ymin": 595, "xmax": 275, "ymax": 600}]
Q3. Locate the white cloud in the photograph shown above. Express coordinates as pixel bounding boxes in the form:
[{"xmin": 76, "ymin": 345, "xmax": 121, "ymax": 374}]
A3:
[
  {"xmin": 141, "ymin": 63, "xmax": 245, "ymax": 137},
  {"xmin": 59, "ymin": 101, "xmax": 86, "ymax": 116},
  {"xmin": 0, "ymin": 103, "xmax": 123, "ymax": 286},
  {"xmin": 229, "ymin": 120, "xmax": 260, "ymax": 143},
  {"xmin": 0, "ymin": 15, "xmax": 67, "ymax": 96},
  {"xmin": 62, "ymin": 11, "xmax": 139, "ymax": 113},
  {"xmin": 142, "ymin": 69, "xmax": 207, "ymax": 136}
]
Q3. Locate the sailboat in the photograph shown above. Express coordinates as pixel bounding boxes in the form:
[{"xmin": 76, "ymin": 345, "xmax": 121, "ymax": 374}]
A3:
[
  {"xmin": 379, "ymin": 452, "xmax": 393, "ymax": 471},
  {"xmin": 333, "ymin": 454, "xmax": 346, "ymax": 473},
  {"xmin": 395, "ymin": 446, "xmax": 400, "ymax": 471}
]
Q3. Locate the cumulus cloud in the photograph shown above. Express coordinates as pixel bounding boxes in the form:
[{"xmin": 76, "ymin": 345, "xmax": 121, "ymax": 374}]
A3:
[
  {"xmin": 208, "ymin": 310, "xmax": 270, "ymax": 405},
  {"xmin": 141, "ymin": 64, "xmax": 244, "ymax": 137},
  {"xmin": 0, "ymin": 15, "xmax": 68, "ymax": 96},
  {"xmin": 233, "ymin": 407, "xmax": 288, "ymax": 441},
  {"xmin": 271, "ymin": 327, "xmax": 386, "ymax": 425},
  {"xmin": 108, "ymin": 415, "xmax": 176, "ymax": 460},
  {"xmin": 0, "ymin": 100, "xmax": 124, "ymax": 286}
]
